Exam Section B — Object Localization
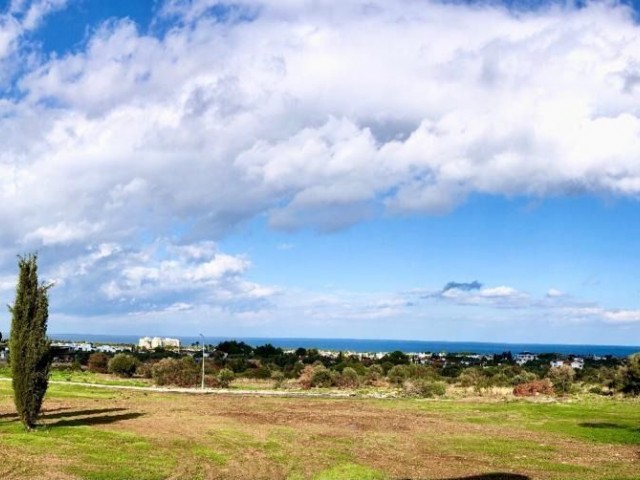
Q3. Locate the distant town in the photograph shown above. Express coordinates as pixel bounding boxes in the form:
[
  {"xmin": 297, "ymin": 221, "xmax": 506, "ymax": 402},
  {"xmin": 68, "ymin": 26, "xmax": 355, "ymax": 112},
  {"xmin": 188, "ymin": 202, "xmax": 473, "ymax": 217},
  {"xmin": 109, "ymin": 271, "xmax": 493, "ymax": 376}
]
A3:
[{"xmin": 0, "ymin": 337, "xmax": 610, "ymax": 371}]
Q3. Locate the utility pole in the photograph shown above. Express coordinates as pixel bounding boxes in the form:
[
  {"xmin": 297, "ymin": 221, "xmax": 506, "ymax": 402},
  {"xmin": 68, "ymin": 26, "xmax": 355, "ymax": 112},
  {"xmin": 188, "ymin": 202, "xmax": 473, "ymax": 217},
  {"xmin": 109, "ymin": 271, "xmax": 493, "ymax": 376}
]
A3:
[{"xmin": 200, "ymin": 333, "xmax": 205, "ymax": 390}]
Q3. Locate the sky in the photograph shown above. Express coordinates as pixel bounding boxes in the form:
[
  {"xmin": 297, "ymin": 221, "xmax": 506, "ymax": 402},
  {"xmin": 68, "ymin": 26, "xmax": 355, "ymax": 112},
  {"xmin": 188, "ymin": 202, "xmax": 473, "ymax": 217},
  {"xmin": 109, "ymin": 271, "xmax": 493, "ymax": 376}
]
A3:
[{"xmin": 0, "ymin": 0, "xmax": 638, "ymax": 344}]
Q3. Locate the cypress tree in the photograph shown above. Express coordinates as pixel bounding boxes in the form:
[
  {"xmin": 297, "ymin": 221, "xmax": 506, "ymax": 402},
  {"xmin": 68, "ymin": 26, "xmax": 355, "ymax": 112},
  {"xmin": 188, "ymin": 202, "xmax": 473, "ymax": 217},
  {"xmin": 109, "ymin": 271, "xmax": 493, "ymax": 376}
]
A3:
[{"xmin": 9, "ymin": 254, "xmax": 52, "ymax": 430}]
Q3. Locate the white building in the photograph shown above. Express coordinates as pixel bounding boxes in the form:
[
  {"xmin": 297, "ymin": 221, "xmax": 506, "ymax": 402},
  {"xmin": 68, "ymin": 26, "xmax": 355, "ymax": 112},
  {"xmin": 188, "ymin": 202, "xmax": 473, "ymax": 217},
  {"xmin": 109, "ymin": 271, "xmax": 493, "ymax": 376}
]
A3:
[
  {"xmin": 96, "ymin": 345, "xmax": 119, "ymax": 353},
  {"xmin": 138, "ymin": 336, "xmax": 180, "ymax": 350},
  {"xmin": 515, "ymin": 352, "xmax": 538, "ymax": 365},
  {"xmin": 570, "ymin": 358, "xmax": 584, "ymax": 369}
]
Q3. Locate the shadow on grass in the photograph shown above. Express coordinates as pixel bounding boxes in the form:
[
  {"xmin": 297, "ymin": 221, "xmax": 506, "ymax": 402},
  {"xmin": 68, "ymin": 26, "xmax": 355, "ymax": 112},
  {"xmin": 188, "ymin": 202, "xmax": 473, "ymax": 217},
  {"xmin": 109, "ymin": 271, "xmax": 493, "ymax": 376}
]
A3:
[
  {"xmin": 49, "ymin": 411, "xmax": 144, "ymax": 427},
  {"xmin": 400, "ymin": 475, "xmax": 530, "ymax": 480},
  {"xmin": 43, "ymin": 407, "xmax": 127, "ymax": 420},
  {"xmin": 442, "ymin": 475, "xmax": 530, "ymax": 480},
  {"xmin": 579, "ymin": 422, "xmax": 640, "ymax": 433}
]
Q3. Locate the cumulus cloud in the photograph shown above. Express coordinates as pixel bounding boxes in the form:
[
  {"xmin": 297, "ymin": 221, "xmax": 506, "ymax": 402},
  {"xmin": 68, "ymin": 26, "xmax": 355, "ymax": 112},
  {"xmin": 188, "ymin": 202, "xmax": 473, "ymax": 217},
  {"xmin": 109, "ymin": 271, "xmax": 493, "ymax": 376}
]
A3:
[
  {"xmin": 0, "ymin": 0, "xmax": 638, "ymax": 329},
  {"xmin": 0, "ymin": 0, "xmax": 638, "ymax": 250},
  {"xmin": 46, "ymin": 239, "xmax": 277, "ymax": 317}
]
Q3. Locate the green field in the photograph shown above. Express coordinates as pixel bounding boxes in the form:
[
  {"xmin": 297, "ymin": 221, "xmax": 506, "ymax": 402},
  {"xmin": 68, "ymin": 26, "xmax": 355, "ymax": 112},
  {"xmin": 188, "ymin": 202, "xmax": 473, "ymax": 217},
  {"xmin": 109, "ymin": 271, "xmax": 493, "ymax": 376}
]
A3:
[{"xmin": 0, "ymin": 381, "xmax": 638, "ymax": 479}]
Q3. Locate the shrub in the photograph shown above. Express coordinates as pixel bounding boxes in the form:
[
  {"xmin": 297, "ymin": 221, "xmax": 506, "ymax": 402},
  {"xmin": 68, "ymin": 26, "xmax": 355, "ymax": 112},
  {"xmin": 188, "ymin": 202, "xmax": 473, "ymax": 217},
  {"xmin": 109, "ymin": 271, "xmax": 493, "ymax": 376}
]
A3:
[
  {"xmin": 108, "ymin": 354, "xmax": 138, "ymax": 377},
  {"xmin": 365, "ymin": 365, "xmax": 384, "ymax": 385},
  {"xmin": 621, "ymin": 354, "xmax": 640, "ymax": 395},
  {"xmin": 87, "ymin": 352, "xmax": 110, "ymax": 373},
  {"xmin": 297, "ymin": 365, "xmax": 315, "ymax": 389},
  {"xmin": 311, "ymin": 365, "xmax": 333, "ymax": 388},
  {"xmin": 271, "ymin": 370, "xmax": 285, "ymax": 389},
  {"xmin": 152, "ymin": 357, "xmax": 199, "ymax": 387},
  {"xmin": 547, "ymin": 365, "xmax": 575, "ymax": 395},
  {"xmin": 136, "ymin": 362, "xmax": 154, "ymax": 379},
  {"xmin": 404, "ymin": 379, "xmax": 447, "ymax": 398},
  {"xmin": 513, "ymin": 379, "xmax": 553, "ymax": 397},
  {"xmin": 245, "ymin": 365, "xmax": 272, "ymax": 379},
  {"xmin": 339, "ymin": 367, "xmax": 359, "ymax": 388},
  {"xmin": 217, "ymin": 368, "xmax": 235, "ymax": 388},
  {"xmin": 510, "ymin": 371, "xmax": 537, "ymax": 386},
  {"xmin": 387, "ymin": 365, "xmax": 409, "ymax": 386}
]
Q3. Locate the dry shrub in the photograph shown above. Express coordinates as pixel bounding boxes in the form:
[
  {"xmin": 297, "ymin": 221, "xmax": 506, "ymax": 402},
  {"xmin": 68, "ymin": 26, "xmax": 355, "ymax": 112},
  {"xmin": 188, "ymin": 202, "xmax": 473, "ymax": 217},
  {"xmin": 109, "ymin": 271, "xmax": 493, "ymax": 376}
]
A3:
[
  {"xmin": 152, "ymin": 357, "xmax": 199, "ymax": 387},
  {"xmin": 513, "ymin": 379, "xmax": 553, "ymax": 397},
  {"xmin": 297, "ymin": 365, "xmax": 315, "ymax": 389},
  {"xmin": 87, "ymin": 352, "xmax": 109, "ymax": 373}
]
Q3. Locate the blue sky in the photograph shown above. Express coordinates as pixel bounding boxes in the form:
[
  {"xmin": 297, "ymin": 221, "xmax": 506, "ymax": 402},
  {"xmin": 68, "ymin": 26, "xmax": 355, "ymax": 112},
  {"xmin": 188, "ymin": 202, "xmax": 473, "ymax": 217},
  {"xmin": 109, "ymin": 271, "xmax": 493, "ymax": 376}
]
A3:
[{"xmin": 0, "ymin": 0, "xmax": 638, "ymax": 345}]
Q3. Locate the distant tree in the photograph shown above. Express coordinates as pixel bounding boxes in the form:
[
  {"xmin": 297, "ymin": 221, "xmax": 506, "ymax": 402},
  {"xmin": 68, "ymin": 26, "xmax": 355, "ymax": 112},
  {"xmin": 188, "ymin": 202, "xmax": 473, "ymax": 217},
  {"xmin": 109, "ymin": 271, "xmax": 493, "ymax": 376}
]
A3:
[
  {"xmin": 216, "ymin": 340, "xmax": 254, "ymax": 356},
  {"xmin": 108, "ymin": 353, "xmax": 138, "ymax": 377},
  {"xmin": 9, "ymin": 253, "xmax": 52, "ymax": 430},
  {"xmin": 254, "ymin": 344, "xmax": 283, "ymax": 358},
  {"xmin": 381, "ymin": 351, "xmax": 410, "ymax": 365}
]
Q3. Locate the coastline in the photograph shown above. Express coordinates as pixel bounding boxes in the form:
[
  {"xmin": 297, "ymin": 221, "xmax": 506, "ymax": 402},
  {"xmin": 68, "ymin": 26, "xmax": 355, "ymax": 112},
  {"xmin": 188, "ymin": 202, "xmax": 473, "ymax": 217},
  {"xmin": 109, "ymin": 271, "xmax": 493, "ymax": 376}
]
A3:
[{"xmin": 49, "ymin": 333, "xmax": 640, "ymax": 357}]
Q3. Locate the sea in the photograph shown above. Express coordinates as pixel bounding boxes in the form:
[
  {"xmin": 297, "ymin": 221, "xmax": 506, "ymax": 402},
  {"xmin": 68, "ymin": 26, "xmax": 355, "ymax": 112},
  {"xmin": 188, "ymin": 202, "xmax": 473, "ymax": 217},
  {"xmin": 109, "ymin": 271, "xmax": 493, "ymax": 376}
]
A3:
[{"xmin": 49, "ymin": 333, "xmax": 640, "ymax": 357}]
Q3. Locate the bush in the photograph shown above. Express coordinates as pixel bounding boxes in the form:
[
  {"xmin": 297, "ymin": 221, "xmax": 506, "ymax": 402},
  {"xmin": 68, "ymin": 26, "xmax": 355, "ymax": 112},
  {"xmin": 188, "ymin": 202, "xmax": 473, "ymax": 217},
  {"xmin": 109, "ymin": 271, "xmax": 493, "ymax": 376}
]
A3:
[
  {"xmin": 271, "ymin": 370, "xmax": 285, "ymax": 389},
  {"xmin": 387, "ymin": 365, "xmax": 409, "ymax": 386},
  {"xmin": 510, "ymin": 371, "xmax": 537, "ymax": 386},
  {"xmin": 404, "ymin": 379, "xmax": 447, "ymax": 398},
  {"xmin": 365, "ymin": 365, "xmax": 384, "ymax": 385},
  {"xmin": 245, "ymin": 365, "xmax": 272, "ymax": 379},
  {"xmin": 339, "ymin": 367, "xmax": 359, "ymax": 388},
  {"xmin": 297, "ymin": 365, "xmax": 315, "ymax": 389},
  {"xmin": 311, "ymin": 365, "xmax": 333, "ymax": 388},
  {"xmin": 152, "ymin": 357, "xmax": 199, "ymax": 387},
  {"xmin": 458, "ymin": 368, "xmax": 492, "ymax": 394},
  {"xmin": 108, "ymin": 354, "xmax": 138, "ymax": 377},
  {"xmin": 136, "ymin": 362, "xmax": 154, "ymax": 379},
  {"xmin": 513, "ymin": 379, "xmax": 553, "ymax": 397},
  {"xmin": 621, "ymin": 354, "xmax": 640, "ymax": 395},
  {"xmin": 547, "ymin": 365, "xmax": 575, "ymax": 395},
  {"xmin": 87, "ymin": 352, "xmax": 110, "ymax": 373},
  {"xmin": 217, "ymin": 368, "xmax": 235, "ymax": 388}
]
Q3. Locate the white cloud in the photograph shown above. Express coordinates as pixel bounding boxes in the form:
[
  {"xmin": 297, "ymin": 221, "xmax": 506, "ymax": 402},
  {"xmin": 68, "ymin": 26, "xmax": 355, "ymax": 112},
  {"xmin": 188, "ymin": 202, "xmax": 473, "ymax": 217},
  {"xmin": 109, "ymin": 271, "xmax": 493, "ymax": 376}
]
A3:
[
  {"xmin": 546, "ymin": 288, "xmax": 565, "ymax": 298},
  {"xmin": 563, "ymin": 306, "xmax": 640, "ymax": 325},
  {"xmin": 0, "ymin": 0, "xmax": 636, "ymax": 250},
  {"xmin": 0, "ymin": 0, "xmax": 638, "ymax": 330}
]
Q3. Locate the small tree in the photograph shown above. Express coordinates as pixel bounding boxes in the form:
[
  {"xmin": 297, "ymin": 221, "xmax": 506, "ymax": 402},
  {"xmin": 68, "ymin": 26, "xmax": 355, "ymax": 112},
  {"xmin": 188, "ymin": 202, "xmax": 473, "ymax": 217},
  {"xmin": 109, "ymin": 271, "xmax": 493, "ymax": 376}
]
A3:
[
  {"xmin": 9, "ymin": 254, "xmax": 52, "ymax": 430},
  {"xmin": 108, "ymin": 353, "xmax": 138, "ymax": 377}
]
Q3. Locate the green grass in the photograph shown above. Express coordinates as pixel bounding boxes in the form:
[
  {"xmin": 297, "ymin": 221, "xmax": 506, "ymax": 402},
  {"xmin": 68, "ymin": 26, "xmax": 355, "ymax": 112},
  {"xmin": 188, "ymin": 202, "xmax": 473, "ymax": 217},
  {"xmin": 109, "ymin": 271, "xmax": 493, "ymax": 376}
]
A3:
[
  {"xmin": 0, "ymin": 382, "xmax": 638, "ymax": 479},
  {"xmin": 313, "ymin": 463, "xmax": 387, "ymax": 480},
  {"xmin": 0, "ymin": 418, "xmax": 176, "ymax": 479},
  {"xmin": 0, "ymin": 366, "xmax": 151, "ymax": 387},
  {"xmin": 403, "ymin": 397, "xmax": 640, "ymax": 444}
]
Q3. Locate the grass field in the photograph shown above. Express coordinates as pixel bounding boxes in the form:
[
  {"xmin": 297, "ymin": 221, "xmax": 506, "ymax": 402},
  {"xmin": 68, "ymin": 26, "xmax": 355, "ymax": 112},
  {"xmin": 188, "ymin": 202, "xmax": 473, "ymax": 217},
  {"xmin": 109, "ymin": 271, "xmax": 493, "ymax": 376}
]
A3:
[{"xmin": 0, "ymin": 382, "xmax": 638, "ymax": 480}]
